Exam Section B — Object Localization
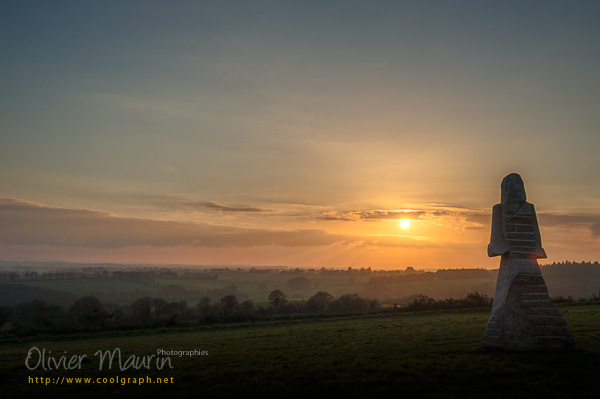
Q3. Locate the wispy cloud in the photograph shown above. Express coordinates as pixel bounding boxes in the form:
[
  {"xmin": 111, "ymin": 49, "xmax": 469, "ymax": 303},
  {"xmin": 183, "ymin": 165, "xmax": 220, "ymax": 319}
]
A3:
[
  {"xmin": 314, "ymin": 209, "xmax": 426, "ymax": 222},
  {"xmin": 538, "ymin": 213, "xmax": 600, "ymax": 226},
  {"xmin": 0, "ymin": 199, "xmax": 334, "ymax": 248},
  {"xmin": 3, "ymin": 199, "xmax": 596, "ymax": 256},
  {"xmin": 538, "ymin": 213, "xmax": 600, "ymax": 237},
  {"xmin": 591, "ymin": 223, "xmax": 600, "ymax": 237},
  {"xmin": 82, "ymin": 93, "xmax": 193, "ymax": 117},
  {"xmin": 0, "ymin": 199, "xmax": 437, "ymax": 249},
  {"xmin": 432, "ymin": 209, "xmax": 600, "ymax": 237},
  {"xmin": 184, "ymin": 201, "xmax": 268, "ymax": 213}
]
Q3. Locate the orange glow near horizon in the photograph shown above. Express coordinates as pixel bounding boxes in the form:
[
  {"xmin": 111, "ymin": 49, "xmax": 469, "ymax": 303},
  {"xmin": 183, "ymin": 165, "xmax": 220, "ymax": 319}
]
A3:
[{"xmin": 0, "ymin": 198, "xmax": 598, "ymax": 270}]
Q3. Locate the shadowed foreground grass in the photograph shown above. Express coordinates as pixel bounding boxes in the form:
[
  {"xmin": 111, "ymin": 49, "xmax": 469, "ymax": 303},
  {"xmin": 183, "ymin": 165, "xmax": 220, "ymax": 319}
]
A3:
[{"xmin": 1, "ymin": 302, "xmax": 598, "ymax": 398}]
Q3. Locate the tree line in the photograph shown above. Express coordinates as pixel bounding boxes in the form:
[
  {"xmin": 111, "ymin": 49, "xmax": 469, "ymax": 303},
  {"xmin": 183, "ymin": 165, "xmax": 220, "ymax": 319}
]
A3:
[
  {"xmin": 0, "ymin": 263, "xmax": 424, "ymax": 283},
  {"xmin": 0, "ymin": 288, "xmax": 507, "ymax": 336},
  {"xmin": 0, "ymin": 290, "xmax": 378, "ymax": 334}
]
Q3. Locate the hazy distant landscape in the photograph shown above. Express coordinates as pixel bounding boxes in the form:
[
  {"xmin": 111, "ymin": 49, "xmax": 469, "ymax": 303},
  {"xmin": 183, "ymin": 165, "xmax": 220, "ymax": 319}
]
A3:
[
  {"xmin": 1, "ymin": 261, "xmax": 598, "ymax": 336},
  {"xmin": 2, "ymin": 261, "xmax": 598, "ymax": 305}
]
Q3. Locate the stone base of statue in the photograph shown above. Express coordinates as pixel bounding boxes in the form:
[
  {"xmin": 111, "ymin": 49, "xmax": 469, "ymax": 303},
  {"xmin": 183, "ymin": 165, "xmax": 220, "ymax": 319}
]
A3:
[{"xmin": 483, "ymin": 272, "xmax": 573, "ymax": 351}]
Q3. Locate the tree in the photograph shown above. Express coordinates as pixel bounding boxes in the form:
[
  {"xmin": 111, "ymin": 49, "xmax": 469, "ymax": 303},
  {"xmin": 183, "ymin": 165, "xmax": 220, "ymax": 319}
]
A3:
[
  {"xmin": 307, "ymin": 291, "xmax": 334, "ymax": 313},
  {"xmin": 268, "ymin": 289, "xmax": 287, "ymax": 311},
  {"xmin": 406, "ymin": 294, "xmax": 436, "ymax": 311},
  {"xmin": 0, "ymin": 306, "xmax": 9, "ymax": 327},
  {"xmin": 12, "ymin": 299, "xmax": 65, "ymax": 331},
  {"xmin": 463, "ymin": 292, "xmax": 491, "ymax": 307},
  {"xmin": 131, "ymin": 297, "xmax": 152, "ymax": 326},
  {"xmin": 196, "ymin": 297, "xmax": 216, "ymax": 322},
  {"xmin": 196, "ymin": 297, "xmax": 211, "ymax": 314},
  {"xmin": 162, "ymin": 301, "xmax": 186, "ymax": 325},
  {"xmin": 152, "ymin": 298, "xmax": 167, "ymax": 321},
  {"xmin": 220, "ymin": 295, "xmax": 239, "ymax": 319},
  {"xmin": 334, "ymin": 293, "xmax": 364, "ymax": 313},
  {"xmin": 69, "ymin": 296, "xmax": 106, "ymax": 329},
  {"xmin": 239, "ymin": 300, "xmax": 255, "ymax": 318}
]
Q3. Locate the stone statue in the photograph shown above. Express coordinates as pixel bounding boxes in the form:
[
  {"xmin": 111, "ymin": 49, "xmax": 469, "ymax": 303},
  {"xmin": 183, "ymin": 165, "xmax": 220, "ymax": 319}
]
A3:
[{"xmin": 483, "ymin": 173, "xmax": 573, "ymax": 350}]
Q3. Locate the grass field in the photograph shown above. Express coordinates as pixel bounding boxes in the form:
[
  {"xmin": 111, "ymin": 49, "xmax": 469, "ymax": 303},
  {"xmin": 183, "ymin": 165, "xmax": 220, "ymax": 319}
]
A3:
[{"xmin": 1, "ymin": 302, "xmax": 598, "ymax": 398}]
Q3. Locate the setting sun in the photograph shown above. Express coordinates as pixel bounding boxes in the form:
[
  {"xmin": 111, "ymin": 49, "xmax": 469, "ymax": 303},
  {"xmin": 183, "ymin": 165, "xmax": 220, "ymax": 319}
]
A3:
[{"xmin": 400, "ymin": 219, "xmax": 410, "ymax": 229}]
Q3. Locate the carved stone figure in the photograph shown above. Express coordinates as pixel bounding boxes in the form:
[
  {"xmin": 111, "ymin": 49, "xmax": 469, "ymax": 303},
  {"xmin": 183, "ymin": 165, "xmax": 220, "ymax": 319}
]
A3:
[{"xmin": 483, "ymin": 173, "xmax": 573, "ymax": 350}]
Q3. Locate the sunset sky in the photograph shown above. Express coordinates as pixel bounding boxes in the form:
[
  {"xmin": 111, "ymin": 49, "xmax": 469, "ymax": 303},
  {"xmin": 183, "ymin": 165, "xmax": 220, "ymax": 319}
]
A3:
[{"xmin": 1, "ymin": 1, "xmax": 599, "ymax": 269}]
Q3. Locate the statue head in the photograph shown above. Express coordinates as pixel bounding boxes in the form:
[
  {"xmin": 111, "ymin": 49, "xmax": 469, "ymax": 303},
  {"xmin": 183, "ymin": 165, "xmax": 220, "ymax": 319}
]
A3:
[{"xmin": 501, "ymin": 173, "xmax": 526, "ymax": 215}]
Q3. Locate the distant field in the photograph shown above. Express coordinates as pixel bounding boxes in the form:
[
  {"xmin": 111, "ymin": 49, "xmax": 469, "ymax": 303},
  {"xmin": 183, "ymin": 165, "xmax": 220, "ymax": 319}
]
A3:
[
  {"xmin": 7, "ymin": 269, "xmax": 593, "ymax": 307},
  {"xmin": 156, "ymin": 272, "xmax": 372, "ymax": 301},
  {"xmin": 11, "ymin": 279, "xmax": 159, "ymax": 304},
  {"xmin": 8, "ymin": 273, "xmax": 374, "ymax": 304},
  {"xmin": 3, "ymin": 261, "xmax": 598, "ymax": 308},
  {"xmin": 9, "ymin": 273, "xmax": 496, "ymax": 306},
  {"xmin": 0, "ymin": 302, "xmax": 598, "ymax": 398},
  {"xmin": 388, "ymin": 278, "xmax": 495, "ymax": 299}
]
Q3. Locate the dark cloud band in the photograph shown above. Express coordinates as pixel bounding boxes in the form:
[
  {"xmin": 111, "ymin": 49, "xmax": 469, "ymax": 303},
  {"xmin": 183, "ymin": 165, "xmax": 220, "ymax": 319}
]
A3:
[{"xmin": 0, "ymin": 199, "xmax": 436, "ymax": 249}]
